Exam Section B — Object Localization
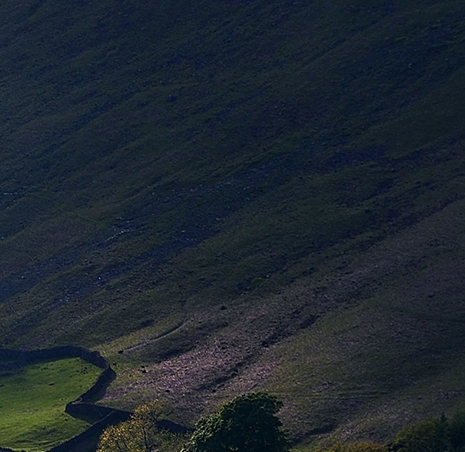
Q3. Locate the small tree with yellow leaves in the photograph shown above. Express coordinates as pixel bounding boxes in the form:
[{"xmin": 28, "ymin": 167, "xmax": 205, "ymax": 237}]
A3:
[{"xmin": 97, "ymin": 400, "xmax": 184, "ymax": 452}]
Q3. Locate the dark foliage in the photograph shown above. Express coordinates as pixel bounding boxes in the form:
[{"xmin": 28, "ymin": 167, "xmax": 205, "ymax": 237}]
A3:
[{"xmin": 182, "ymin": 392, "xmax": 290, "ymax": 452}]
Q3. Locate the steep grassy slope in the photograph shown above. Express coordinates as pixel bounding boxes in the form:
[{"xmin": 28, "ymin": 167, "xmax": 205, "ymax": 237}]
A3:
[{"xmin": 0, "ymin": 0, "xmax": 465, "ymax": 447}]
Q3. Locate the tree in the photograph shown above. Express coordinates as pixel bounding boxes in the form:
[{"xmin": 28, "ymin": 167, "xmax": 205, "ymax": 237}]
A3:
[
  {"xmin": 181, "ymin": 392, "xmax": 290, "ymax": 452},
  {"xmin": 97, "ymin": 400, "xmax": 184, "ymax": 452},
  {"xmin": 97, "ymin": 422, "xmax": 140, "ymax": 452}
]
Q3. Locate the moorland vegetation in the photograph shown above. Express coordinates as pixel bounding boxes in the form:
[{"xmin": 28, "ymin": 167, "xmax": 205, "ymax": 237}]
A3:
[{"xmin": 1, "ymin": 0, "xmax": 465, "ymax": 450}]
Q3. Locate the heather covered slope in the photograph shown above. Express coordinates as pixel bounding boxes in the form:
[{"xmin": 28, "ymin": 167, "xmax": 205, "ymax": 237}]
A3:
[{"xmin": 0, "ymin": 0, "xmax": 465, "ymax": 447}]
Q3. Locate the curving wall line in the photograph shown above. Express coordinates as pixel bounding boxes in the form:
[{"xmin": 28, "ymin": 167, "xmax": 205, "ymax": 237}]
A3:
[
  {"xmin": 0, "ymin": 346, "xmax": 190, "ymax": 451},
  {"xmin": 0, "ymin": 346, "xmax": 131, "ymax": 452}
]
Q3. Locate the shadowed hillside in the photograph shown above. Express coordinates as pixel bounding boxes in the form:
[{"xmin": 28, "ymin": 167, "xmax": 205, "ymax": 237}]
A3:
[{"xmin": 1, "ymin": 0, "xmax": 465, "ymax": 447}]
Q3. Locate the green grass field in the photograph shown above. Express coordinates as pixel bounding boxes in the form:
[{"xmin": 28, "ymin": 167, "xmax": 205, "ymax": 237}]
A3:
[{"xmin": 0, "ymin": 358, "xmax": 101, "ymax": 452}]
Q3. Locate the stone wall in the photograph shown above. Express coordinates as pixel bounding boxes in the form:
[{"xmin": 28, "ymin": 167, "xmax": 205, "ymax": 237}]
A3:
[
  {"xmin": 0, "ymin": 346, "xmax": 130, "ymax": 452},
  {"xmin": 48, "ymin": 410, "xmax": 132, "ymax": 452},
  {"xmin": 0, "ymin": 345, "xmax": 190, "ymax": 452}
]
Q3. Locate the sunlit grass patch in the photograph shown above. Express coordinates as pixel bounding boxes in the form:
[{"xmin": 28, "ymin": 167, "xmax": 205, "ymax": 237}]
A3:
[{"xmin": 0, "ymin": 358, "xmax": 101, "ymax": 452}]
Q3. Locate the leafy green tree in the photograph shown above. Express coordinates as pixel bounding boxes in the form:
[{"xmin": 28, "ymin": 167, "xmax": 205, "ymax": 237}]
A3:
[
  {"xmin": 97, "ymin": 400, "xmax": 184, "ymax": 452},
  {"xmin": 393, "ymin": 416, "xmax": 451, "ymax": 452},
  {"xmin": 181, "ymin": 392, "xmax": 290, "ymax": 452}
]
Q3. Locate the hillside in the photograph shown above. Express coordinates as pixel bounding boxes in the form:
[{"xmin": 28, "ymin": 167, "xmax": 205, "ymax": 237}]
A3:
[{"xmin": 1, "ymin": 0, "xmax": 465, "ymax": 447}]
